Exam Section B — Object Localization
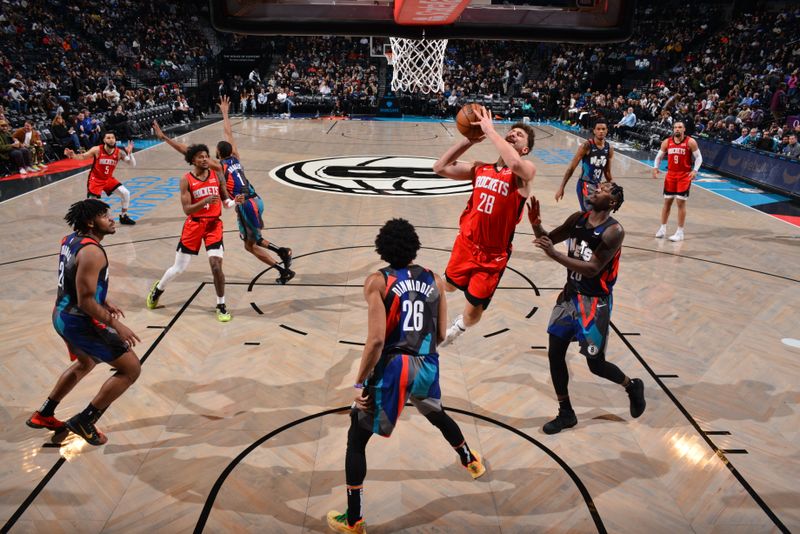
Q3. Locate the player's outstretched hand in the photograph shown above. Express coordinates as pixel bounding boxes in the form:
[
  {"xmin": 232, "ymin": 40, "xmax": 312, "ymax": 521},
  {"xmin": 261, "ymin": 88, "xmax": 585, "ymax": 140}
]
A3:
[
  {"xmin": 527, "ymin": 196, "xmax": 541, "ymax": 227},
  {"xmin": 152, "ymin": 120, "xmax": 166, "ymax": 140},
  {"xmin": 219, "ymin": 95, "xmax": 230, "ymax": 115}
]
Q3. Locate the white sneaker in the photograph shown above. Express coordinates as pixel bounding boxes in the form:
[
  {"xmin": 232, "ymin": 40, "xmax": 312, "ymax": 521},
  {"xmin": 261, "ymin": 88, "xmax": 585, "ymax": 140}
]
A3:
[
  {"xmin": 440, "ymin": 315, "xmax": 466, "ymax": 347},
  {"xmin": 19, "ymin": 167, "xmax": 27, "ymax": 175},
  {"xmin": 668, "ymin": 231, "xmax": 684, "ymax": 242},
  {"xmin": 655, "ymin": 226, "xmax": 666, "ymax": 238}
]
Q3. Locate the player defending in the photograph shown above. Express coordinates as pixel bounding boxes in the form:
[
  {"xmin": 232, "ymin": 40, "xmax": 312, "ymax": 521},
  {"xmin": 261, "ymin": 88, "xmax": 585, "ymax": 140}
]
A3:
[
  {"xmin": 432, "ymin": 105, "xmax": 536, "ymax": 346},
  {"xmin": 26, "ymin": 200, "xmax": 141, "ymax": 445},
  {"xmin": 65, "ymin": 132, "xmax": 137, "ymax": 225},
  {"xmin": 529, "ymin": 183, "xmax": 645, "ymax": 434},
  {"xmin": 555, "ymin": 119, "xmax": 614, "ymax": 211},
  {"xmin": 146, "ymin": 144, "xmax": 235, "ymax": 322},
  {"xmin": 652, "ymin": 121, "xmax": 702, "ymax": 242},
  {"xmin": 326, "ymin": 219, "xmax": 485, "ymax": 534}
]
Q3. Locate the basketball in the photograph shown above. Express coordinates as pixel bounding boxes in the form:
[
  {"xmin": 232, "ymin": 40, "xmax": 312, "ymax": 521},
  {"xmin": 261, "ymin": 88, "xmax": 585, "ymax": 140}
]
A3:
[{"xmin": 456, "ymin": 103, "xmax": 484, "ymax": 140}]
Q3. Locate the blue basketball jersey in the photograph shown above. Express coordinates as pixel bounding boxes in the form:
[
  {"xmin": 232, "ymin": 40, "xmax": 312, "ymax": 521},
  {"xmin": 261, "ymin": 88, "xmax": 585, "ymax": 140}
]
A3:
[
  {"xmin": 580, "ymin": 139, "xmax": 610, "ymax": 185},
  {"xmin": 55, "ymin": 233, "xmax": 109, "ymax": 316},
  {"xmin": 381, "ymin": 265, "xmax": 439, "ymax": 357},
  {"xmin": 221, "ymin": 155, "xmax": 257, "ymax": 198}
]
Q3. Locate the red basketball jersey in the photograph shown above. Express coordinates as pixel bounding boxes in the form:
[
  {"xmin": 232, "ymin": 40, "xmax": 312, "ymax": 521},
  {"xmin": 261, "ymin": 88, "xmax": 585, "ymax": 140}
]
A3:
[
  {"xmin": 666, "ymin": 136, "xmax": 693, "ymax": 176},
  {"xmin": 186, "ymin": 170, "xmax": 222, "ymax": 218},
  {"xmin": 458, "ymin": 164, "xmax": 526, "ymax": 251},
  {"xmin": 89, "ymin": 146, "xmax": 121, "ymax": 181}
]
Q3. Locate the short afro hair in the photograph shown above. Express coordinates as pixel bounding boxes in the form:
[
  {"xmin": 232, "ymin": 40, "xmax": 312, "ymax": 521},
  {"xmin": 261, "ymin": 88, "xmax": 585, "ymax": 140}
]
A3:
[
  {"xmin": 217, "ymin": 141, "xmax": 233, "ymax": 159},
  {"xmin": 375, "ymin": 218, "xmax": 420, "ymax": 268},
  {"xmin": 185, "ymin": 143, "xmax": 210, "ymax": 165},
  {"xmin": 64, "ymin": 199, "xmax": 110, "ymax": 233}
]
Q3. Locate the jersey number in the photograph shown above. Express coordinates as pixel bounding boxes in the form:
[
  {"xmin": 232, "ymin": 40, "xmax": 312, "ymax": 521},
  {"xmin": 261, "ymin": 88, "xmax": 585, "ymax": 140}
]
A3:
[
  {"xmin": 477, "ymin": 192, "xmax": 495, "ymax": 214},
  {"xmin": 402, "ymin": 300, "xmax": 424, "ymax": 332},
  {"xmin": 673, "ymin": 155, "xmax": 680, "ymax": 165},
  {"xmin": 57, "ymin": 260, "xmax": 65, "ymax": 288}
]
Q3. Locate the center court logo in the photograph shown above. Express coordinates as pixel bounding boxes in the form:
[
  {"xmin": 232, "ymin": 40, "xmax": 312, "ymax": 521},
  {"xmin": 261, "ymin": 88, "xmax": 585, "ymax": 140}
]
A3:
[{"xmin": 269, "ymin": 156, "xmax": 473, "ymax": 197}]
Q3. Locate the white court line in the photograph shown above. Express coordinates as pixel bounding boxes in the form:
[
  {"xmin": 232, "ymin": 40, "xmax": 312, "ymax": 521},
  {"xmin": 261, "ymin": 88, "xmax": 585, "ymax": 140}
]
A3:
[
  {"xmin": 0, "ymin": 119, "xmax": 223, "ymax": 205},
  {"xmin": 556, "ymin": 126, "xmax": 800, "ymax": 230}
]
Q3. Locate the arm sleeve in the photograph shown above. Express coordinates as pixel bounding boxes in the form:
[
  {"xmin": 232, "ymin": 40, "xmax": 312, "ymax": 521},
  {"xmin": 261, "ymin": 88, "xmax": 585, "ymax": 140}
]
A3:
[
  {"xmin": 124, "ymin": 153, "xmax": 137, "ymax": 167},
  {"xmin": 692, "ymin": 149, "xmax": 702, "ymax": 172},
  {"xmin": 653, "ymin": 150, "xmax": 665, "ymax": 169}
]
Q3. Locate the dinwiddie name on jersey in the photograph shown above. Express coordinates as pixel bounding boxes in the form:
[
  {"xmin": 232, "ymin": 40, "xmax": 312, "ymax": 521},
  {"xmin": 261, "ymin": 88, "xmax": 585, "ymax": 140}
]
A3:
[
  {"xmin": 475, "ymin": 175, "xmax": 510, "ymax": 196},
  {"xmin": 391, "ymin": 278, "xmax": 435, "ymax": 298}
]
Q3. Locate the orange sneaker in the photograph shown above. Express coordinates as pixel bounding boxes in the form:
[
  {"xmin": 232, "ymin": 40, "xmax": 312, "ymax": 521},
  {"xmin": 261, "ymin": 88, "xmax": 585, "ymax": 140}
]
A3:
[
  {"xmin": 326, "ymin": 510, "xmax": 366, "ymax": 533},
  {"xmin": 26, "ymin": 411, "xmax": 65, "ymax": 431},
  {"xmin": 465, "ymin": 450, "xmax": 486, "ymax": 479}
]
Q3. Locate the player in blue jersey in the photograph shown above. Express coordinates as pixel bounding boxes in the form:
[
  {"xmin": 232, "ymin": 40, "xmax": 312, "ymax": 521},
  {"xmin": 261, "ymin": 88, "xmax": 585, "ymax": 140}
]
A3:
[
  {"xmin": 555, "ymin": 119, "xmax": 614, "ymax": 211},
  {"xmin": 26, "ymin": 199, "xmax": 141, "ymax": 445},
  {"xmin": 326, "ymin": 218, "xmax": 485, "ymax": 534},
  {"xmin": 529, "ymin": 182, "xmax": 645, "ymax": 435}
]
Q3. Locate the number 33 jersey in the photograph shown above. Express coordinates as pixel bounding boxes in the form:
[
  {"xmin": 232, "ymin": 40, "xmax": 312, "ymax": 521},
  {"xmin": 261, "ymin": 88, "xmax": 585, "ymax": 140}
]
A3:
[
  {"xmin": 381, "ymin": 265, "xmax": 440, "ymax": 357},
  {"xmin": 458, "ymin": 164, "xmax": 526, "ymax": 252}
]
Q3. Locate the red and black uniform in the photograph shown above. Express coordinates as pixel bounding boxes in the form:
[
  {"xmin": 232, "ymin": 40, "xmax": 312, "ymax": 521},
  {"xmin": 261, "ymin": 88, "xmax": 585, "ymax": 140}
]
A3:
[
  {"xmin": 445, "ymin": 163, "xmax": 526, "ymax": 308},
  {"xmin": 87, "ymin": 145, "xmax": 122, "ymax": 197},
  {"xmin": 178, "ymin": 170, "xmax": 224, "ymax": 254},
  {"xmin": 664, "ymin": 136, "xmax": 693, "ymax": 198}
]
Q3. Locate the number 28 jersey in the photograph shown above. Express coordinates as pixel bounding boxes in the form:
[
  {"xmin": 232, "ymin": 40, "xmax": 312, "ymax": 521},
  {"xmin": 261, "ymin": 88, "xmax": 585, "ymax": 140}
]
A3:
[
  {"xmin": 381, "ymin": 265, "xmax": 440, "ymax": 357},
  {"xmin": 458, "ymin": 164, "xmax": 526, "ymax": 252}
]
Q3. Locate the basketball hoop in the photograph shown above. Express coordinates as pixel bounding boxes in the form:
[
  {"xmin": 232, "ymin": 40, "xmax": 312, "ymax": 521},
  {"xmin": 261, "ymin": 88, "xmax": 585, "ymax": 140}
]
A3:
[{"xmin": 389, "ymin": 37, "xmax": 447, "ymax": 94}]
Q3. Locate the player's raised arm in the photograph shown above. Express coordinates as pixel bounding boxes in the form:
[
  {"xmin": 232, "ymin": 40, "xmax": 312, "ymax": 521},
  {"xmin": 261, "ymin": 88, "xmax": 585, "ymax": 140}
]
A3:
[
  {"xmin": 432, "ymin": 137, "xmax": 483, "ymax": 181},
  {"xmin": 219, "ymin": 96, "xmax": 240, "ymax": 158}
]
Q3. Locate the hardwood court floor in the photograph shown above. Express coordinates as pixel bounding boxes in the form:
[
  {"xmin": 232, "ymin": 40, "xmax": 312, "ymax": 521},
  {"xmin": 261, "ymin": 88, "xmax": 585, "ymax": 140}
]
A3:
[{"xmin": 1, "ymin": 118, "xmax": 798, "ymax": 533}]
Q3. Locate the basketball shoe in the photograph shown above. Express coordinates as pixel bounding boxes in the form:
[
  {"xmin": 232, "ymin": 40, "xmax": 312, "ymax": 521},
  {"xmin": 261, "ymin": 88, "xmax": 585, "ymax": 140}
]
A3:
[
  {"xmin": 65, "ymin": 414, "xmax": 108, "ymax": 446},
  {"xmin": 465, "ymin": 451, "xmax": 486, "ymax": 479},
  {"xmin": 326, "ymin": 510, "xmax": 366, "ymax": 533},
  {"xmin": 277, "ymin": 247, "xmax": 292, "ymax": 270},
  {"xmin": 26, "ymin": 411, "xmax": 65, "ymax": 431},
  {"xmin": 543, "ymin": 409, "xmax": 578, "ymax": 435},
  {"xmin": 440, "ymin": 315, "xmax": 466, "ymax": 347},
  {"xmin": 626, "ymin": 378, "xmax": 646, "ymax": 418},
  {"xmin": 216, "ymin": 304, "xmax": 232, "ymax": 322},
  {"xmin": 146, "ymin": 281, "xmax": 162, "ymax": 309}
]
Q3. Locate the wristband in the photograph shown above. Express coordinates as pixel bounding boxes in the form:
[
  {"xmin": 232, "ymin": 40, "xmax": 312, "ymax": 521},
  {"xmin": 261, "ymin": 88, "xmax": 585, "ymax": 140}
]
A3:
[{"xmin": 353, "ymin": 383, "xmax": 364, "ymax": 389}]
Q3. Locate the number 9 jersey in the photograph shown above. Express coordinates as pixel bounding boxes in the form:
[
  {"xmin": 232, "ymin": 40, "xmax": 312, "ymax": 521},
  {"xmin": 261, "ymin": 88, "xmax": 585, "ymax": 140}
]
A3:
[{"xmin": 381, "ymin": 265, "xmax": 440, "ymax": 357}]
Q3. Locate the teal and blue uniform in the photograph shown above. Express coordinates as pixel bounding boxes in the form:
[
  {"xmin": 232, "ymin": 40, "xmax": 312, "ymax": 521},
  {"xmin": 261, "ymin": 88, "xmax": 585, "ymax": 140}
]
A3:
[
  {"xmin": 357, "ymin": 265, "xmax": 443, "ymax": 437},
  {"xmin": 221, "ymin": 155, "xmax": 264, "ymax": 242},
  {"xmin": 547, "ymin": 213, "xmax": 621, "ymax": 358},
  {"xmin": 52, "ymin": 233, "xmax": 127, "ymax": 363},
  {"xmin": 577, "ymin": 139, "xmax": 610, "ymax": 211}
]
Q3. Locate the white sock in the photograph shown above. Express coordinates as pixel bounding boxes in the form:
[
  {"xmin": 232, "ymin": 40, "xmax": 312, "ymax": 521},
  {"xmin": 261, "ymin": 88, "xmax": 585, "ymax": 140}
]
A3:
[
  {"xmin": 659, "ymin": 224, "xmax": 667, "ymax": 231},
  {"xmin": 217, "ymin": 296, "xmax": 225, "ymax": 305},
  {"xmin": 455, "ymin": 316, "xmax": 466, "ymax": 331},
  {"xmin": 676, "ymin": 227, "xmax": 684, "ymax": 233}
]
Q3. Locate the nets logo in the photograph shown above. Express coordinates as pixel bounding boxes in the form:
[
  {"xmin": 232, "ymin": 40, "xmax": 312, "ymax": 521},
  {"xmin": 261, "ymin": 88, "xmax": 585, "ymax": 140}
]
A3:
[{"xmin": 269, "ymin": 156, "xmax": 473, "ymax": 197}]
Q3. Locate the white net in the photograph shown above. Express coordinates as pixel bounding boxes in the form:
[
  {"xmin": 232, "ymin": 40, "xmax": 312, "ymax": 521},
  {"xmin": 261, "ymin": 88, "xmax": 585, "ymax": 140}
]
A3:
[{"xmin": 389, "ymin": 37, "xmax": 448, "ymax": 94}]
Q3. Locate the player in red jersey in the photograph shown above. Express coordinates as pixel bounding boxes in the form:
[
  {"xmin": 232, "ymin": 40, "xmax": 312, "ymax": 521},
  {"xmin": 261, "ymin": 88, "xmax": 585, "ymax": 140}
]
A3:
[
  {"xmin": 433, "ymin": 105, "xmax": 537, "ymax": 346},
  {"xmin": 64, "ymin": 132, "xmax": 137, "ymax": 225},
  {"xmin": 146, "ymin": 144, "xmax": 236, "ymax": 322},
  {"xmin": 652, "ymin": 121, "xmax": 702, "ymax": 242}
]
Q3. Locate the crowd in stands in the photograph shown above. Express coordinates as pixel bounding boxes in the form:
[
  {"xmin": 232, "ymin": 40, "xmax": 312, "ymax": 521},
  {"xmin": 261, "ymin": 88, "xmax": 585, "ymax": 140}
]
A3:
[
  {"xmin": 0, "ymin": 0, "xmax": 210, "ymax": 175},
  {"xmin": 3, "ymin": 0, "xmax": 800, "ymax": 178}
]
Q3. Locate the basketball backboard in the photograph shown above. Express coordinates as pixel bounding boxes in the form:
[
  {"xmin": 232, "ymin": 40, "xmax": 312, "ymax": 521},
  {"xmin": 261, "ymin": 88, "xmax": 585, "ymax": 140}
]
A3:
[{"xmin": 209, "ymin": 0, "xmax": 636, "ymax": 43}]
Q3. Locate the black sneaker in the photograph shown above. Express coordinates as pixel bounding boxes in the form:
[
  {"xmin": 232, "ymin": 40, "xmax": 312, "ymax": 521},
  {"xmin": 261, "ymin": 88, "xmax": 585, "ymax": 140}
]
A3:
[
  {"xmin": 542, "ymin": 410, "xmax": 577, "ymax": 435},
  {"xmin": 119, "ymin": 214, "xmax": 137, "ymax": 225},
  {"xmin": 65, "ymin": 414, "xmax": 108, "ymax": 445},
  {"xmin": 277, "ymin": 247, "xmax": 292, "ymax": 270},
  {"xmin": 276, "ymin": 269, "xmax": 295, "ymax": 285},
  {"xmin": 626, "ymin": 378, "xmax": 646, "ymax": 418}
]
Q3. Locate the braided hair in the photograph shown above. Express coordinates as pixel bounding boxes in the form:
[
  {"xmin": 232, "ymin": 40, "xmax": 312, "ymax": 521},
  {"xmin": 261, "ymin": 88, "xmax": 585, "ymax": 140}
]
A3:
[{"xmin": 609, "ymin": 182, "xmax": 624, "ymax": 212}]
